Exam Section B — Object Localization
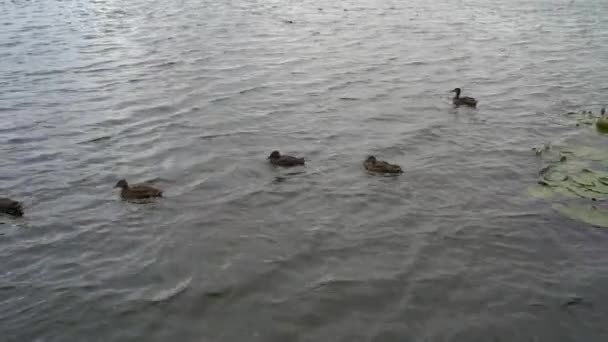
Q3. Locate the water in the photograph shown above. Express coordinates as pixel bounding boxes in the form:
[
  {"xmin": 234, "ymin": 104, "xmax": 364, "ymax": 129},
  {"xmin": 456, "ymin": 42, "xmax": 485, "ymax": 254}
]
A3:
[{"xmin": 1, "ymin": 0, "xmax": 608, "ymax": 340}]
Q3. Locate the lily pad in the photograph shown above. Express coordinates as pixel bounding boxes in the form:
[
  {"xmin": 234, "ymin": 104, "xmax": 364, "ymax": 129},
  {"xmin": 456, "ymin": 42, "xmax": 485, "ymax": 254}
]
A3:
[
  {"xmin": 596, "ymin": 118, "xmax": 608, "ymax": 133},
  {"xmin": 553, "ymin": 203, "xmax": 608, "ymax": 228},
  {"xmin": 528, "ymin": 183, "xmax": 574, "ymax": 200},
  {"xmin": 568, "ymin": 109, "xmax": 607, "ymax": 128},
  {"xmin": 531, "ymin": 143, "xmax": 608, "ymax": 227},
  {"xmin": 536, "ymin": 167, "xmax": 608, "ymax": 201},
  {"xmin": 576, "ymin": 112, "xmax": 597, "ymax": 126}
]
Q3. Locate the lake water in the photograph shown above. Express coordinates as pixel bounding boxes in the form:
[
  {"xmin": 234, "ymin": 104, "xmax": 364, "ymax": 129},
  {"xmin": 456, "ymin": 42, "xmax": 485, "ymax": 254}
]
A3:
[{"xmin": 1, "ymin": 0, "xmax": 608, "ymax": 341}]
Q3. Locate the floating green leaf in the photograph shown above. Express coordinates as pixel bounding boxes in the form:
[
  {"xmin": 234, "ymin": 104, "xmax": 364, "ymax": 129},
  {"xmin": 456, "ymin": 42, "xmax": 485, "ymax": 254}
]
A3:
[{"xmin": 596, "ymin": 118, "xmax": 608, "ymax": 133}]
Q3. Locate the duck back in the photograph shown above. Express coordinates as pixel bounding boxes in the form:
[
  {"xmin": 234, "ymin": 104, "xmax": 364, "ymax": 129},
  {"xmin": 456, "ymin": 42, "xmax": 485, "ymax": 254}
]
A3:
[
  {"xmin": 122, "ymin": 184, "xmax": 163, "ymax": 199},
  {"xmin": 0, "ymin": 197, "xmax": 23, "ymax": 217},
  {"xmin": 364, "ymin": 160, "xmax": 402, "ymax": 174},
  {"xmin": 454, "ymin": 96, "xmax": 477, "ymax": 107},
  {"xmin": 271, "ymin": 155, "xmax": 305, "ymax": 167}
]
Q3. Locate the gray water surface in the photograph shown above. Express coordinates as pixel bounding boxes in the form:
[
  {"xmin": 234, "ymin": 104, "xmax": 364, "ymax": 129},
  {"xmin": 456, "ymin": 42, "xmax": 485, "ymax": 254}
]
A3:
[{"xmin": 1, "ymin": 0, "xmax": 608, "ymax": 341}]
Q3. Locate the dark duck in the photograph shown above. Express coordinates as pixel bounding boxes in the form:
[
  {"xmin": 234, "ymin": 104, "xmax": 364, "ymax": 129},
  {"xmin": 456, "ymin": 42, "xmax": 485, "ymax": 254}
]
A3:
[
  {"xmin": 363, "ymin": 156, "xmax": 403, "ymax": 174},
  {"xmin": 0, "ymin": 197, "xmax": 24, "ymax": 217},
  {"xmin": 452, "ymin": 87, "xmax": 478, "ymax": 107},
  {"xmin": 115, "ymin": 179, "xmax": 163, "ymax": 200},
  {"xmin": 268, "ymin": 151, "xmax": 305, "ymax": 167}
]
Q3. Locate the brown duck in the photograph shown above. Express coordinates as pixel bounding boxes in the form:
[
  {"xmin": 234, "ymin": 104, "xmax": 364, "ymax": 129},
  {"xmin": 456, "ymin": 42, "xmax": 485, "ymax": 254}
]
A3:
[
  {"xmin": 0, "ymin": 197, "xmax": 23, "ymax": 217},
  {"xmin": 115, "ymin": 179, "xmax": 163, "ymax": 200},
  {"xmin": 452, "ymin": 88, "xmax": 478, "ymax": 107},
  {"xmin": 363, "ymin": 156, "xmax": 403, "ymax": 174},
  {"xmin": 268, "ymin": 151, "xmax": 305, "ymax": 167}
]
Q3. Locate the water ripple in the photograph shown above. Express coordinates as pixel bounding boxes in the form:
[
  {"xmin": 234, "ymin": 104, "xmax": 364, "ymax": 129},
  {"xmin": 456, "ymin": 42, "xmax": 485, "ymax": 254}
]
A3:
[{"xmin": 1, "ymin": 0, "xmax": 608, "ymax": 341}]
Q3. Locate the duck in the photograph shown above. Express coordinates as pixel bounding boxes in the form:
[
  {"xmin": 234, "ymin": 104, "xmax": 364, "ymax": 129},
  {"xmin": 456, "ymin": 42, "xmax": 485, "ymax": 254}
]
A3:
[
  {"xmin": 114, "ymin": 179, "xmax": 163, "ymax": 200},
  {"xmin": 363, "ymin": 156, "xmax": 403, "ymax": 174},
  {"xmin": 268, "ymin": 151, "xmax": 305, "ymax": 167},
  {"xmin": 601, "ymin": 107, "xmax": 606, "ymax": 116},
  {"xmin": 452, "ymin": 88, "xmax": 478, "ymax": 107},
  {"xmin": 0, "ymin": 197, "xmax": 23, "ymax": 217}
]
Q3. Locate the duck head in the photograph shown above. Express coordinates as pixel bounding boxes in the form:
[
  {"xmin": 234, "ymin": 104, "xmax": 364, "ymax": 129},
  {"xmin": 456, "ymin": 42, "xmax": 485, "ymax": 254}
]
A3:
[
  {"xmin": 268, "ymin": 151, "xmax": 281, "ymax": 159},
  {"xmin": 451, "ymin": 88, "xmax": 461, "ymax": 97},
  {"xmin": 115, "ymin": 179, "xmax": 129, "ymax": 189},
  {"xmin": 365, "ymin": 156, "xmax": 377, "ymax": 164}
]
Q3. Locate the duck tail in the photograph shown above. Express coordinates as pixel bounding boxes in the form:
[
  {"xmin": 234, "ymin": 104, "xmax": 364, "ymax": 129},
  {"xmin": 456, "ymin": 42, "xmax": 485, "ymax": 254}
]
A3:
[{"xmin": 11, "ymin": 202, "xmax": 24, "ymax": 216}]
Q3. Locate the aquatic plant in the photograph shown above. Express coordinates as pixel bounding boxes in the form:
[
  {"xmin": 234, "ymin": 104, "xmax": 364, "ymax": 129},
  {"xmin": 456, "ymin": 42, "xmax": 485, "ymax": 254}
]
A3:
[{"xmin": 529, "ymin": 145, "xmax": 608, "ymax": 227}]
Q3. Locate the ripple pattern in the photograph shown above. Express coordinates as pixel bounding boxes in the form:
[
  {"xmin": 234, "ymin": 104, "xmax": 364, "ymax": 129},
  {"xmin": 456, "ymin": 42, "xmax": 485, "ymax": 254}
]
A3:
[{"xmin": 1, "ymin": 0, "xmax": 608, "ymax": 341}]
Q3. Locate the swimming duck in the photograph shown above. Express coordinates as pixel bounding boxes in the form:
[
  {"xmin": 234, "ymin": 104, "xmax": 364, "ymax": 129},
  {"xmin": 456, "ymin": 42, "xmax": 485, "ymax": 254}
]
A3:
[
  {"xmin": 452, "ymin": 88, "xmax": 478, "ymax": 107},
  {"xmin": 0, "ymin": 197, "xmax": 23, "ymax": 217},
  {"xmin": 268, "ymin": 151, "xmax": 305, "ymax": 167},
  {"xmin": 114, "ymin": 179, "xmax": 163, "ymax": 200},
  {"xmin": 363, "ymin": 156, "xmax": 403, "ymax": 174},
  {"xmin": 601, "ymin": 107, "xmax": 606, "ymax": 116}
]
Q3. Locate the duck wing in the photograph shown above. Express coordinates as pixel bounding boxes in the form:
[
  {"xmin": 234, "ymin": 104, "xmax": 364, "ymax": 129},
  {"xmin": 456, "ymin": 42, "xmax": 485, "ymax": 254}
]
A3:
[
  {"xmin": 377, "ymin": 161, "xmax": 402, "ymax": 173},
  {"xmin": 385, "ymin": 164, "xmax": 402, "ymax": 173},
  {"xmin": 275, "ymin": 155, "xmax": 305, "ymax": 166},
  {"xmin": 365, "ymin": 161, "xmax": 402, "ymax": 174},
  {"xmin": 461, "ymin": 96, "xmax": 477, "ymax": 107},
  {"xmin": 126, "ymin": 184, "xmax": 163, "ymax": 198}
]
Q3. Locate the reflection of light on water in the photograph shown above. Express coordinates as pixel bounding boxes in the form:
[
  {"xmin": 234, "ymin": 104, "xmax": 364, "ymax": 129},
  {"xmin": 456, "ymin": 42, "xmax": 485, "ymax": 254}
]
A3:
[{"xmin": 151, "ymin": 276, "xmax": 192, "ymax": 303}]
